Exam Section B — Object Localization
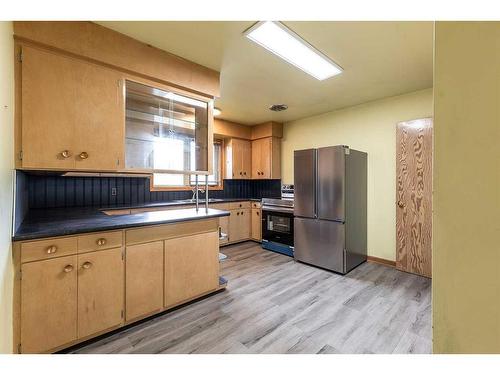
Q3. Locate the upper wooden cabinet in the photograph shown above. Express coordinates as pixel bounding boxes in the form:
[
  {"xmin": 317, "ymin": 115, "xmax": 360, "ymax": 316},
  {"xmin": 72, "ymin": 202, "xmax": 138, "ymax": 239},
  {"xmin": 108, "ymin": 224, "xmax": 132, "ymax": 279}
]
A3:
[
  {"xmin": 225, "ymin": 138, "xmax": 252, "ymax": 179},
  {"xmin": 252, "ymin": 137, "xmax": 281, "ymax": 179},
  {"xmin": 20, "ymin": 46, "xmax": 125, "ymax": 171}
]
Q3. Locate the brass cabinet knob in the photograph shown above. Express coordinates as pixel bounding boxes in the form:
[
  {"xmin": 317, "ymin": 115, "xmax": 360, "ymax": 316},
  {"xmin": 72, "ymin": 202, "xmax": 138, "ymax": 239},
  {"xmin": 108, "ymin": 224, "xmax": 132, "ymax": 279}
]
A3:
[
  {"xmin": 398, "ymin": 201, "xmax": 404, "ymax": 208},
  {"xmin": 63, "ymin": 264, "xmax": 74, "ymax": 273},
  {"xmin": 239, "ymin": 172, "xmax": 242, "ymax": 175},
  {"xmin": 236, "ymin": 212, "xmax": 240, "ymax": 216},
  {"xmin": 257, "ymin": 211, "xmax": 259, "ymax": 216},
  {"xmin": 46, "ymin": 245, "xmax": 57, "ymax": 254},
  {"xmin": 96, "ymin": 238, "xmax": 107, "ymax": 246},
  {"xmin": 60, "ymin": 150, "xmax": 71, "ymax": 158},
  {"xmin": 241, "ymin": 211, "xmax": 244, "ymax": 215},
  {"xmin": 78, "ymin": 152, "xmax": 89, "ymax": 160},
  {"xmin": 82, "ymin": 261, "xmax": 93, "ymax": 269}
]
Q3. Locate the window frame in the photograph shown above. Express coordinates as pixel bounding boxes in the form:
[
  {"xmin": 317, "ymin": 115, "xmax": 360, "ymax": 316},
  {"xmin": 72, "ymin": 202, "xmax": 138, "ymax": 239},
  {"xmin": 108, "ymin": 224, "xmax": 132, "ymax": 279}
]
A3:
[{"xmin": 149, "ymin": 139, "xmax": 225, "ymax": 191}]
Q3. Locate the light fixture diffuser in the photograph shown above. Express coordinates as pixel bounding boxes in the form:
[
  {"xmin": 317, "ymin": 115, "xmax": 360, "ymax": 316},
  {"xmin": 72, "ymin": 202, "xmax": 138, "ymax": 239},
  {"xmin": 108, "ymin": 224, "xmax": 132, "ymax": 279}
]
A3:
[{"xmin": 244, "ymin": 21, "xmax": 342, "ymax": 81}]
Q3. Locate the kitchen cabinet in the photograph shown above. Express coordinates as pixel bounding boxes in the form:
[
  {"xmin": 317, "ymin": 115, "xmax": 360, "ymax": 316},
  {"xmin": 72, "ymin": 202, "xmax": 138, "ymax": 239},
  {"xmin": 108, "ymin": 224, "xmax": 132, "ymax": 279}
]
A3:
[
  {"xmin": 229, "ymin": 208, "xmax": 251, "ymax": 243},
  {"xmin": 164, "ymin": 231, "xmax": 219, "ymax": 308},
  {"xmin": 20, "ymin": 45, "xmax": 124, "ymax": 171},
  {"xmin": 251, "ymin": 208, "xmax": 262, "ymax": 241},
  {"xmin": 20, "ymin": 255, "xmax": 78, "ymax": 354},
  {"xmin": 252, "ymin": 137, "xmax": 281, "ymax": 179},
  {"xmin": 125, "ymin": 241, "xmax": 164, "ymax": 322},
  {"xmin": 14, "ymin": 218, "xmax": 224, "ymax": 353},
  {"xmin": 226, "ymin": 138, "xmax": 252, "ymax": 179},
  {"xmin": 77, "ymin": 247, "xmax": 124, "ymax": 338}
]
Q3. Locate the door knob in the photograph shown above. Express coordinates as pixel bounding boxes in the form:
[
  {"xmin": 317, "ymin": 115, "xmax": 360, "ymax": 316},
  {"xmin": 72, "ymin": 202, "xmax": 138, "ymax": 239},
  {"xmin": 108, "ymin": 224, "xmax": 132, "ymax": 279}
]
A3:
[
  {"xmin": 82, "ymin": 261, "xmax": 93, "ymax": 269},
  {"xmin": 96, "ymin": 238, "xmax": 107, "ymax": 246},
  {"xmin": 398, "ymin": 201, "xmax": 404, "ymax": 208},
  {"xmin": 60, "ymin": 150, "xmax": 71, "ymax": 158},
  {"xmin": 46, "ymin": 245, "xmax": 57, "ymax": 254},
  {"xmin": 63, "ymin": 264, "xmax": 74, "ymax": 273},
  {"xmin": 78, "ymin": 152, "xmax": 89, "ymax": 160}
]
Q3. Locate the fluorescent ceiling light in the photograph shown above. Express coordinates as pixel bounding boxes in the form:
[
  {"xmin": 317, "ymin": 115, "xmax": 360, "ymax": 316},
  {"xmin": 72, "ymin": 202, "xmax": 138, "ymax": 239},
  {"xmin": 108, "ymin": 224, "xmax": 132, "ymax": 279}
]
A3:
[{"xmin": 244, "ymin": 21, "xmax": 342, "ymax": 81}]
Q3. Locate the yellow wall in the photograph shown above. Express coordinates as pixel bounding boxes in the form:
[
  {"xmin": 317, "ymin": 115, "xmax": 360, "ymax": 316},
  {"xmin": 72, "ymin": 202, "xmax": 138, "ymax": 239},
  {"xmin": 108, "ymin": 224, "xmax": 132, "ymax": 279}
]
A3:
[
  {"xmin": 433, "ymin": 22, "xmax": 500, "ymax": 353},
  {"xmin": 281, "ymin": 89, "xmax": 433, "ymax": 261},
  {"xmin": 0, "ymin": 21, "xmax": 14, "ymax": 354}
]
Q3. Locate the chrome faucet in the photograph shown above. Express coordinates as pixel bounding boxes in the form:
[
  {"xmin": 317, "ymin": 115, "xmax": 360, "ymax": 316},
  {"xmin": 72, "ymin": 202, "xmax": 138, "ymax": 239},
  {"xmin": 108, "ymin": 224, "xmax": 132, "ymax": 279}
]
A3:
[{"xmin": 192, "ymin": 187, "xmax": 206, "ymax": 200}]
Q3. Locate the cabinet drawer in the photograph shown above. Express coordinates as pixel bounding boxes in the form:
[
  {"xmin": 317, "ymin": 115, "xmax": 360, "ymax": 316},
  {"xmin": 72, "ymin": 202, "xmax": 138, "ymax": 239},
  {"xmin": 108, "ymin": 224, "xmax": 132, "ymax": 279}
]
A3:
[
  {"xmin": 229, "ymin": 201, "xmax": 250, "ymax": 210},
  {"xmin": 78, "ymin": 231, "xmax": 123, "ymax": 253},
  {"xmin": 21, "ymin": 237, "xmax": 77, "ymax": 263}
]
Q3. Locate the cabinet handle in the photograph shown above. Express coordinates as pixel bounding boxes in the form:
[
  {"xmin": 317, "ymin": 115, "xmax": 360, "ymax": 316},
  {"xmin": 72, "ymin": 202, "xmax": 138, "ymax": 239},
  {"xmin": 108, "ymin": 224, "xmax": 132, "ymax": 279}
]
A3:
[
  {"xmin": 63, "ymin": 264, "xmax": 74, "ymax": 273},
  {"xmin": 239, "ymin": 172, "xmax": 242, "ymax": 176},
  {"xmin": 46, "ymin": 245, "xmax": 57, "ymax": 254},
  {"xmin": 237, "ymin": 212, "xmax": 240, "ymax": 216},
  {"xmin": 241, "ymin": 211, "xmax": 244, "ymax": 215},
  {"xmin": 257, "ymin": 212, "xmax": 259, "ymax": 216},
  {"xmin": 78, "ymin": 152, "xmax": 89, "ymax": 160},
  {"xmin": 82, "ymin": 261, "xmax": 93, "ymax": 270},
  {"xmin": 96, "ymin": 238, "xmax": 107, "ymax": 246},
  {"xmin": 60, "ymin": 150, "xmax": 71, "ymax": 159}
]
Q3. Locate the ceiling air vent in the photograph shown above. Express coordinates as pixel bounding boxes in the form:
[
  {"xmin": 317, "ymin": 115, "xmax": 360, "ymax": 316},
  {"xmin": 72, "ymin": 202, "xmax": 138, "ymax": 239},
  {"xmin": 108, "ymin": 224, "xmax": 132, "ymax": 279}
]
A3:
[{"xmin": 269, "ymin": 104, "xmax": 288, "ymax": 112}]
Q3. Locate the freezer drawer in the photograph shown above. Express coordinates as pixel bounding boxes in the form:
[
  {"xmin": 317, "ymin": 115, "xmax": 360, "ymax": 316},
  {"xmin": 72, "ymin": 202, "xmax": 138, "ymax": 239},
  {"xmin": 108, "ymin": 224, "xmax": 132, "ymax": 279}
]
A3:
[{"xmin": 294, "ymin": 217, "xmax": 345, "ymax": 273}]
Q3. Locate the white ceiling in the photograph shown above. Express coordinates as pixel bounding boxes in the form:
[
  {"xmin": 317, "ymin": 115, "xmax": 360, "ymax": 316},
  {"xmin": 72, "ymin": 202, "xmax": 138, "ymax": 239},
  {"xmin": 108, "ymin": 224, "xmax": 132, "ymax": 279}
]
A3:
[{"xmin": 97, "ymin": 21, "xmax": 433, "ymax": 125}]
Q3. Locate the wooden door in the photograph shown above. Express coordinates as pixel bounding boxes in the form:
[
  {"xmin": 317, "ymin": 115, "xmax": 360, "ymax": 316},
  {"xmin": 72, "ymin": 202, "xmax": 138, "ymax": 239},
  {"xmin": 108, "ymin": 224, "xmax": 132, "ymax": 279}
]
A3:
[
  {"xmin": 73, "ymin": 62, "xmax": 124, "ymax": 171},
  {"xmin": 251, "ymin": 208, "xmax": 262, "ymax": 241},
  {"xmin": 21, "ymin": 46, "xmax": 76, "ymax": 169},
  {"xmin": 164, "ymin": 231, "xmax": 219, "ymax": 307},
  {"xmin": 77, "ymin": 248, "xmax": 124, "ymax": 338},
  {"xmin": 241, "ymin": 139, "xmax": 252, "ymax": 178},
  {"xmin": 228, "ymin": 210, "xmax": 240, "ymax": 242},
  {"xmin": 21, "ymin": 255, "xmax": 78, "ymax": 353},
  {"xmin": 21, "ymin": 46, "xmax": 124, "ymax": 171},
  {"xmin": 251, "ymin": 138, "xmax": 263, "ymax": 179},
  {"xmin": 396, "ymin": 118, "xmax": 433, "ymax": 278},
  {"xmin": 125, "ymin": 241, "xmax": 164, "ymax": 321}
]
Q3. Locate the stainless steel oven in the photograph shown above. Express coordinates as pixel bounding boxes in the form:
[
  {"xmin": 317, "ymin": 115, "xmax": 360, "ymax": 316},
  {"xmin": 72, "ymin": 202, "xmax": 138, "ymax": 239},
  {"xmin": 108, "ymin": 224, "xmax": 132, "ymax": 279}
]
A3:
[{"xmin": 261, "ymin": 198, "xmax": 294, "ymax": 257}]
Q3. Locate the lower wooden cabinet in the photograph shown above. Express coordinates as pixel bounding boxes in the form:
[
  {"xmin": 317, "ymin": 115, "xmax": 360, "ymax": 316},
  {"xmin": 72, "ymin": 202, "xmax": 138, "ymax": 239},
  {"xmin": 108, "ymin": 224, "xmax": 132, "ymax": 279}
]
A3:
[
  {"xmin": 251, "ymin": 208, "xmax": 262, "ymax": 241},
  {"xmin": 229, "ymin": 209, "xmax": 250, "ymax": 243},
  {"xmin": 15, "ymin": 218, "xmax": 224, "ymax": 353},
  {"xmin": 20, "ymin": 255, "xmax": 78, "ymax": 354},
  {"xmin": 164, "ymin": 231, "xmax": 219, "ymax": 308},
  {"xmin": 78, "ymin": 248, "xmax": 124, "ymax": 338},
  {"xmin": 125, "ymin": 241, "xmax": 164, "ymax": 322}
]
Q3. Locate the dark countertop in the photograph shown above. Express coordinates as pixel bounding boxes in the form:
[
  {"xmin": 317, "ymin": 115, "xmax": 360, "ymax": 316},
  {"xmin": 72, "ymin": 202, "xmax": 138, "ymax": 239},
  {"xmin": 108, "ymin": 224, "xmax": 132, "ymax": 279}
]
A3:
[
  {"xmin": 13, "ymin": 197, "xmax": 268, "ymax": 242},
  {"xmin": 98, "ymin": 197, "xmax": 262, "ymax": 211},
  {"xmin": 13, "ymin": 207, "xmax": 230, "ymax": 242}
]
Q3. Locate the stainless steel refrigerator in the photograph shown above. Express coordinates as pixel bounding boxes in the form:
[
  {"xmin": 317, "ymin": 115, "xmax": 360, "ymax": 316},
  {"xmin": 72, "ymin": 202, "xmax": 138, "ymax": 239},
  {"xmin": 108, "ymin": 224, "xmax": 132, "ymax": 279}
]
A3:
[{"xmin": 294, "ymin": 145, "xmax": 367, "ymax": 274}]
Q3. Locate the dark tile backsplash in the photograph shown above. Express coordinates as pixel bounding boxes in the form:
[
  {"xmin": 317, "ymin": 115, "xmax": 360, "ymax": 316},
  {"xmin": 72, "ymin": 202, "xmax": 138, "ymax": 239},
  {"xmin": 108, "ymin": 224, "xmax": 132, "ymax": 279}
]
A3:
[{"xmin": 22, "ymin": 172, "xmax": 281, "ymax": 210}]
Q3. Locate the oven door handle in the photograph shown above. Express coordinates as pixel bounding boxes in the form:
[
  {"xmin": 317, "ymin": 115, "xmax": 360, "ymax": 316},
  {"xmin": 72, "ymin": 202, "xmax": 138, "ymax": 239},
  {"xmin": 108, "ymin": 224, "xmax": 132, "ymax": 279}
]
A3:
[{"xmin": 261, "ymin": 206, "xmax": 294, "ymax": 214}]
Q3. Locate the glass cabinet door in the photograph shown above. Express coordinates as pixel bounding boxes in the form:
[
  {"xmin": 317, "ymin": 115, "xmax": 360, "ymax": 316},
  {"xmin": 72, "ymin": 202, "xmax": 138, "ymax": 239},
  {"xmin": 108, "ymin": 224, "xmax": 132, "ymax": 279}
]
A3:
[{"xmin": 125, "ymin": 80, "xmax": 210, "ymax": 173}]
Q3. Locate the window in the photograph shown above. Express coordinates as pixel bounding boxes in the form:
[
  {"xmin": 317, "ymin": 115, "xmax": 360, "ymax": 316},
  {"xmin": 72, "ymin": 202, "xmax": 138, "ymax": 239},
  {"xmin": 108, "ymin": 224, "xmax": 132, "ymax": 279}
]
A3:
[{"xmin": 151, "ymin": 141, "xmax": 223, "ymax": 190}]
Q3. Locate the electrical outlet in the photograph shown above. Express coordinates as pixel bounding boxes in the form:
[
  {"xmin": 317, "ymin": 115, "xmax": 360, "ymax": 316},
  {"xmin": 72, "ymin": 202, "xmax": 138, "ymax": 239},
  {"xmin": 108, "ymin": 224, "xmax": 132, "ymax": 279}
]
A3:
[{"xmin": 111, "ymin": 187, "xmax": 117, "ymax": 196}]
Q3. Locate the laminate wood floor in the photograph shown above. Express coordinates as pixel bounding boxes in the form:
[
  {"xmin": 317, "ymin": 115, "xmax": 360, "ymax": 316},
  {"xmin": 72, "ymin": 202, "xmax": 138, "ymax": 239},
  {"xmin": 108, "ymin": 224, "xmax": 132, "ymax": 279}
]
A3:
[{"xmin": 68, "ymin": 242, "xmax": 432, "ymax": 354}]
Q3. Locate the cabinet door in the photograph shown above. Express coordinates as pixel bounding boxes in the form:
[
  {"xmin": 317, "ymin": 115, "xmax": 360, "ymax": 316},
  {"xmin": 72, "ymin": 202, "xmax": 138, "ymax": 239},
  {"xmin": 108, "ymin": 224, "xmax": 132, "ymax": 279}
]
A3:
[
  {"xmin": 239, "ymin": 209, "xmax": 251, "ymax": 240},
  {"xmin": 73, "ymin": 63, "xmax": 124, "ymax": 171},
  {"xmin": 78, "ymin": 248, "xmax": 124, "ymax": 339},
  {"xmin": 251, "ymin": 138, "xmax": 262, "ymax": 179},
  {"xmin": 164, "ymin": 231, "xmax": 219, "ymax": 308},
  {"xmin": 21, "ymin": 255, "xmax": 77, "ymax": 353},
  {"xmin": 21, "ymin": 46, "xmax": 124, "ymax": 171},
  {"xmin": 251, "ymin": 208, "xmax": 262, "ymax": 241},
  {"xmin": 229, "ymin": 210, "xmax": 241, "ymax": 242},
  {"xmin": 125, "ymin": 241, "xmax": 164, "ymax": 321},
  {"xmin": 241, "ymin": 139, "xmax": 252, "ymax": 178},
  {"xmin": 21, "ymin": 46, "xmax": 77, "ymax": 169}
]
